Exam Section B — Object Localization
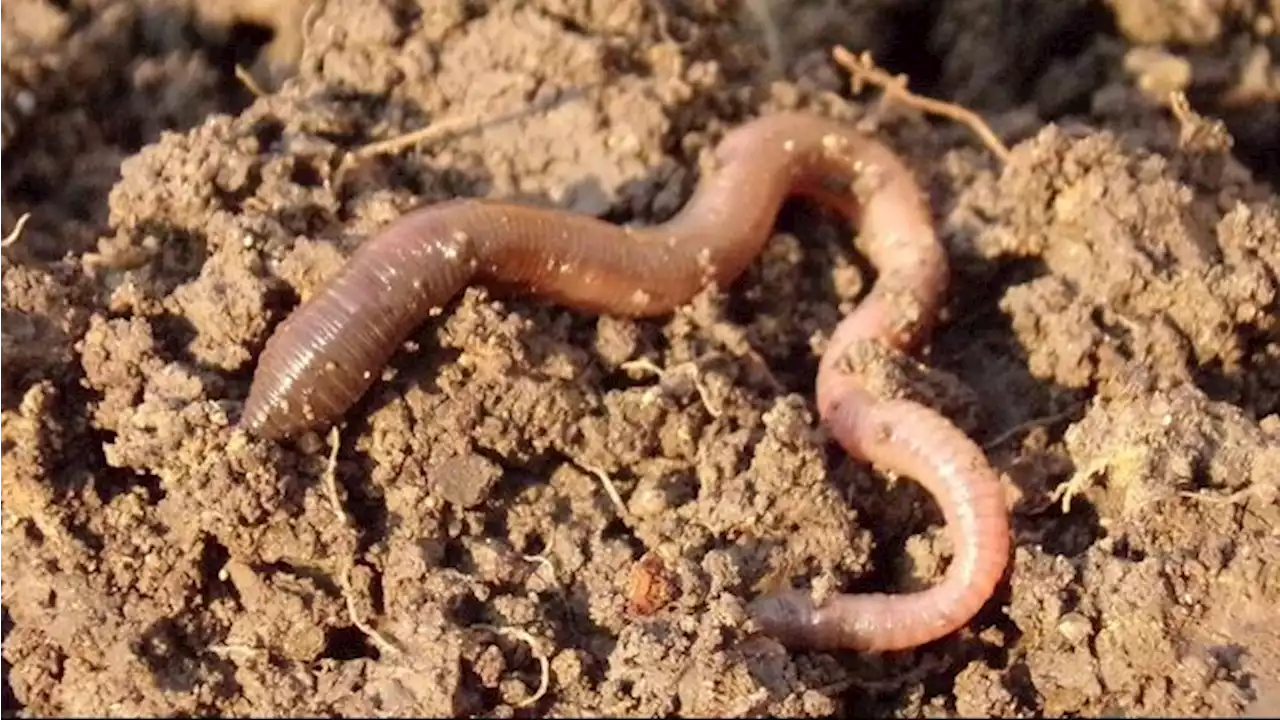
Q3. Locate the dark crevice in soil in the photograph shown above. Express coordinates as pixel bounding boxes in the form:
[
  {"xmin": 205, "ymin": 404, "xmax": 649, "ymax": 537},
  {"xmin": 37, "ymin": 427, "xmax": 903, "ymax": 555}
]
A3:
[
  {"xmin": 217, "ymin": 21, "xmax": 276, "ymax": 72},
  {"xmin": 1038, "ymin": 505, "xmax": 1105, "ymax": 558},
  {"xmin": 331, "ymin": 455, "xmax": 389, "ymax": 559},
  {"xmin": 877, "ymin": 1, "xmax": 946, "ymax": 95},
  {"xmin": 92, "ymin": 452, "xmax": 165, "ymax": 506},
  {"xmin": 1195, "ymin": 337, "xmax": 1280, "ymax": 418},
  {"xmin": 324, "ymin": 625, "xmax": 377, "ymax": 660},
  {"xmin": 1003, "ymin": 661, "xmax": 1040, "ymax": 712},
  {"xmin": 199, "ymin": 538, "xmax": 235, "ymax": 602},
  {"xmin": 1, "ymin": 607, "xmax": 17, "ymax": 718}
]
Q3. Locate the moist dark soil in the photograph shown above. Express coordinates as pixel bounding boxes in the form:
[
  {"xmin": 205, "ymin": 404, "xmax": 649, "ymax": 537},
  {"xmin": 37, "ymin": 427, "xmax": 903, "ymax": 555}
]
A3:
[{"xmin": 3, "ymin": 0, "xmax": 1278, "ymax": 716}]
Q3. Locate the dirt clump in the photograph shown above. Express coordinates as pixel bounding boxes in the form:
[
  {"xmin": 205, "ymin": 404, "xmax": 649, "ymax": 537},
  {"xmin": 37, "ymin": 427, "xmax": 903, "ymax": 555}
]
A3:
[{"xmin": 3, "ymin": 0, "xmax": 1279, "ymax": 716}]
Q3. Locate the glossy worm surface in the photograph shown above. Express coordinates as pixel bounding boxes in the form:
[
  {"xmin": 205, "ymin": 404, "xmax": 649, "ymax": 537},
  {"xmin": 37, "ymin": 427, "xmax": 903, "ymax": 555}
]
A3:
[{"xmin": 240, "ymin": 112, "xmax": 1010, "ymax": 652}]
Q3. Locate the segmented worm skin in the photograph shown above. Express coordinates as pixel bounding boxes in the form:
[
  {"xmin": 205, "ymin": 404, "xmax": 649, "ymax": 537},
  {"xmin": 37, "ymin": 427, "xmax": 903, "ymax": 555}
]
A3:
[{"xmin": 240, "ymin": 112, "xmax": 1010, "ymax": 652}]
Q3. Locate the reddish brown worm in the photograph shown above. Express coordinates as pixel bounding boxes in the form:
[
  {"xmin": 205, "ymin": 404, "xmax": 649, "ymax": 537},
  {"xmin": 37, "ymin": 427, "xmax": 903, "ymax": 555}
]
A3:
[{"xmin": 240, "ymin": 111, "xmax": 1010, "ymax": 652}]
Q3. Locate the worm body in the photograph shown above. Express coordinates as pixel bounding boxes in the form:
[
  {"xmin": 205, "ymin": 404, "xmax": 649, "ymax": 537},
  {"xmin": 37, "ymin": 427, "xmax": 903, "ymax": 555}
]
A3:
[{"xmin": 241, "ymin": 112, "xmax": 1010, "ymax": 652}]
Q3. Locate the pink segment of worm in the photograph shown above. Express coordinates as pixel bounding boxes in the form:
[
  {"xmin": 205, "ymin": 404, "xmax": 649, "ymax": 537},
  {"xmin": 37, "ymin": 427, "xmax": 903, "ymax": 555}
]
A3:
[
  {"xmin": 744, "ymin": 128, "xmax": 1011, "ymax": 653},
  {"xmin": 240, "ymin": 112, "xmax": 1011, "ymax": 652}
]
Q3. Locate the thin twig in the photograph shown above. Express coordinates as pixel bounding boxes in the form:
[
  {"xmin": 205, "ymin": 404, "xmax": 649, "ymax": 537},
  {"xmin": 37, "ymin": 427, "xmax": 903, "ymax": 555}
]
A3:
[
  {"xmin": 234, "ymin": 65, "xmax": 266, "ymax": 98},
  {"xmin": 832, "ymin": 46, "xmax": 1011, "ymax": 162},
  {"xmin": 579, "ymin": 462, "xmax": 631, "ymax": 521},
  {"xmin": 330, "ymin": 110, "xmax": 496, "ymax": 191},
  {"xmin": 323, "ymin": 426, "xmax": 349, "ymax": 525},
  {"xmin": 983, "ymin": 403, "xmax": 1082, "ymax": 451},
  {"xmin": 1167, "ymin": 89, "xmax": 1233, "ymax": 151},
  {"xmin": 621, "ymin": 357, "xmax": 724, "ymax": 418},
  {"xmin": 323, "ymin": 427, "xmax": 401, "ymax": 656},
  {"xmin": 341, "ymin": 565, "xmax": 402, "ymax": 657},
  {"xmin": 1180, "ymin": 484, "xmax": 1276, "ymax": 506},
  {"xmin": 522, "ymin": 553, "xmax": 559, "ymax": 586},
  {"xmin": 300, "ymin": 0, "xmax": 326, "ymax": 58},
  {"xmin": 330, "ymin": 88, "xmax": 594, "ymax": 191},
  {"xmin": 207, "ymin": 643, "xmax": 262, "ymax": 658},
  {"xmin": 346, "ymin": 111, "xmax": 494, "ymax": 162},
  {"xmin": 2, "ymin": 212, "xmax": 32, "ymax": 248},
  {"xmin": 473, "ymin": 624, "xmax": 551, "ymax": 708}
]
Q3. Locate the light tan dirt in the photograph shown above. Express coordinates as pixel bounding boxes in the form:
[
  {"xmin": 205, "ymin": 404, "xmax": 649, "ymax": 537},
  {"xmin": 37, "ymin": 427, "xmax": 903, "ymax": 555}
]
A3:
[{"xmin": 3, "ymin": 0, "xmax": 1278, "ymax": 716}]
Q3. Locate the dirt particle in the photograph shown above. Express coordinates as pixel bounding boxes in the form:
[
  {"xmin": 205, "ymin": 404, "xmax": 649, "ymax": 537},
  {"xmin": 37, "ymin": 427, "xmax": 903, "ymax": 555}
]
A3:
[
  {"xmin": 625, "ymin": 553, "xmax": 679, "ymax": 616},
  {"xmin": 429, "ymin": 454, "xmax": 503, "ymax": 509}
]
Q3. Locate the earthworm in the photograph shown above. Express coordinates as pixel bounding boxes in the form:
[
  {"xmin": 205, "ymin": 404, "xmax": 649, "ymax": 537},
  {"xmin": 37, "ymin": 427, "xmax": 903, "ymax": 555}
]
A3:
[{"xmin": 240, "ymin": 111, "xmax": 1010, "ymax": 651}]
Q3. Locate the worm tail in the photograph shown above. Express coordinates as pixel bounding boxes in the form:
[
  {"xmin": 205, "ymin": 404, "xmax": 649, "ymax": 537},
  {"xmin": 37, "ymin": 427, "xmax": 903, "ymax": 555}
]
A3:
[{"xmin": 749, "ymin": 396, "xmax": 1010, "ymax": 652}]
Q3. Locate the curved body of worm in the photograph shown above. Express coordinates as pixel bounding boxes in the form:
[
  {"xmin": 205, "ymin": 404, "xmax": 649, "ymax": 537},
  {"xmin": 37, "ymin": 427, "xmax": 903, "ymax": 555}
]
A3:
[{"xmin": 240, "ymin": 111, "xmax": 1010, "ymax": 652}]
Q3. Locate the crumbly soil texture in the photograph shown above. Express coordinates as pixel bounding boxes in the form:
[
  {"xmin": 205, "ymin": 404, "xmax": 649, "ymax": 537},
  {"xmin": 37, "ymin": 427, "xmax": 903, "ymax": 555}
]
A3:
[{"xmin": 3, "ymin": 0, "xmax": 1278, "ymax": 716}]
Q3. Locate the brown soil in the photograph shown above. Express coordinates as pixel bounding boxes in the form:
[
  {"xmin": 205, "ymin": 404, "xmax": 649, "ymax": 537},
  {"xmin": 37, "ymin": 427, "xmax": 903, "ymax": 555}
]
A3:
[{"xmin": 3, "ymin": 0, "xmax": 1278, "ymax": 716}]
